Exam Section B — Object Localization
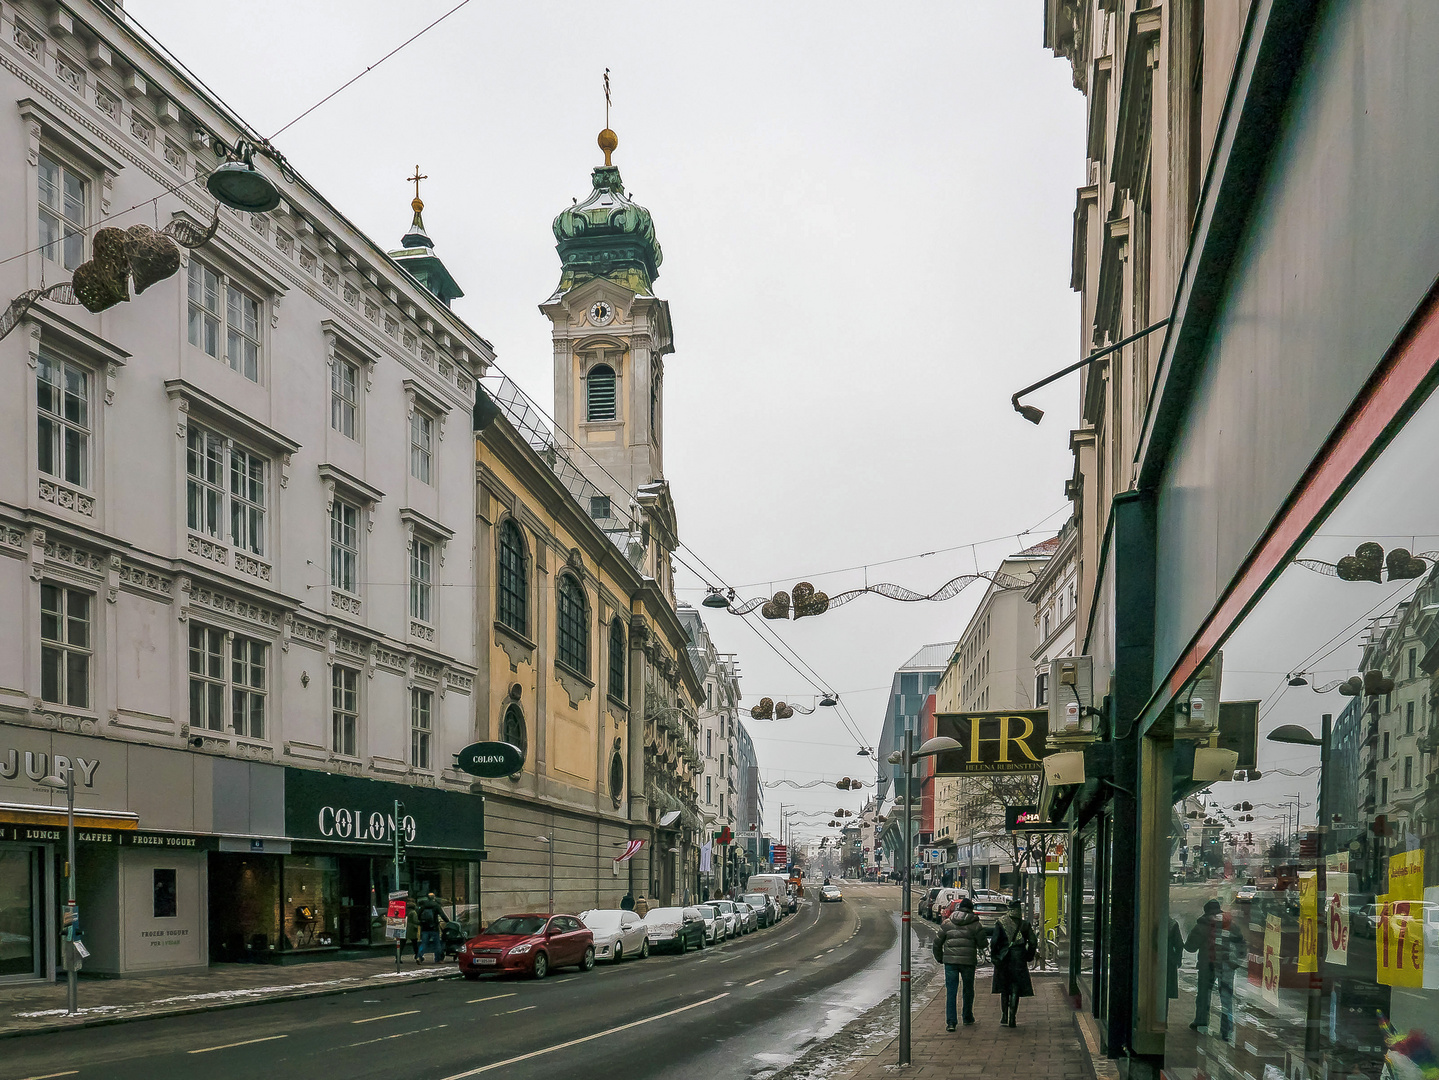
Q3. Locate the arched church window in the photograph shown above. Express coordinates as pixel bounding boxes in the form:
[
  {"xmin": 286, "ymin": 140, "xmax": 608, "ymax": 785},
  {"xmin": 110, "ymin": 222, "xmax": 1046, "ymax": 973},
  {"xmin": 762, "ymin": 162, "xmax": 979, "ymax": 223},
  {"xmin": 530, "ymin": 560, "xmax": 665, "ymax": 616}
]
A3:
[
  {"xmin": 501, "ymin": 703, "xmax": 527, "ymax": 778},
  {"xmin": 586, "ymin": 364, "xmax": 616, "ymax": 422},
  {"xmin": 556, "ymin": 573, "xmax": 589, "ymax": 675},
  {"xmin": 608, "ymin": 616, "xmax": 626, "ymax": 700},
  {"xmin": 497, "ymin": 520, "xmax": 528, "ymax": 637}
]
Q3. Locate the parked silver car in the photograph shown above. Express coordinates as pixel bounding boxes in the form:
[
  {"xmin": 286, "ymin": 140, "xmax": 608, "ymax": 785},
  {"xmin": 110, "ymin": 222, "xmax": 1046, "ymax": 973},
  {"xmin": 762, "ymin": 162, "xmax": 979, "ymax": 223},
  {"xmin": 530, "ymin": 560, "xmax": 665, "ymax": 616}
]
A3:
[
  {"xmin": 578, "ymin": 908, "xmax": 650, "ymax": 962},
  {"xmin": 712, "ymin": 899, "xmax": 744, "ymax": 936},
  {"xmin": 694, "ymin": 903, "xmax": 727, "ymax": 944}
]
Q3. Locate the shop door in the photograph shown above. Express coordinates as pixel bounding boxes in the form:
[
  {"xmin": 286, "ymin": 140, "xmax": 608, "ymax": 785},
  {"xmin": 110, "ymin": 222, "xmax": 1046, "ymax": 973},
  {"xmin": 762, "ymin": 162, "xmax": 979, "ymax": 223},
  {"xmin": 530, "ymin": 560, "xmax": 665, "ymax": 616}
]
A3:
[
  {"xmin": 0, "ymin": 848, "xmax": 41, "ymax": 980},
  {"xmin": 336, "ymin": 858, "xmax": 372, "ymax": 947}
]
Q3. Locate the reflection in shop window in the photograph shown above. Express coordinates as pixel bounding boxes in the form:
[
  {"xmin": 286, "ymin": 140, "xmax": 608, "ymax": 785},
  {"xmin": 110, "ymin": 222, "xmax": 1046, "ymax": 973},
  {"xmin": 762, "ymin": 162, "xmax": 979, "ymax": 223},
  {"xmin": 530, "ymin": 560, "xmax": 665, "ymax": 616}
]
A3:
[{"xmin": 153, "ymin": 869, "xmax": 177, "ymax": 918}]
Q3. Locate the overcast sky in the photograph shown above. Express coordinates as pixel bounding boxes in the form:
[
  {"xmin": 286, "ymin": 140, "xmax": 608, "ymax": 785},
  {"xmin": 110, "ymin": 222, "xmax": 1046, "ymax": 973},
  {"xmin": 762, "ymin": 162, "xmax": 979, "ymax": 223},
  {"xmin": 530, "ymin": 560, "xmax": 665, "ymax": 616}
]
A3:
[{"xmin": 126, "ymin": 1, "xmax": 1086, "ymax": 844}]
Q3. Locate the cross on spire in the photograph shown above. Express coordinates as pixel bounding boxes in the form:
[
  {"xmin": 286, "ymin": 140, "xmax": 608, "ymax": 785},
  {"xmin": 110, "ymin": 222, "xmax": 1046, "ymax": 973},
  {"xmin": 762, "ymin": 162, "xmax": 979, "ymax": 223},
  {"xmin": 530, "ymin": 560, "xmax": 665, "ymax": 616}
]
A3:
[{"xmin": 408, "ymin": 165, "xmax": 427, "ymax": 208}]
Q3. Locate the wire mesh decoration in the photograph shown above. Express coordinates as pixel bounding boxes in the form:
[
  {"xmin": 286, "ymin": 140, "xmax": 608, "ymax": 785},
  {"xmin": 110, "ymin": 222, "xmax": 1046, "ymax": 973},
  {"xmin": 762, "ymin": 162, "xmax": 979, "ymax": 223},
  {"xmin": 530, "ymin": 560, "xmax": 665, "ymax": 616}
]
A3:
[
  {"xmin": 721, "ymin": 569, "xmax": 1034, "ymax": 620},
  {"xmin": 748, "ymin": 697, "xmax": 815, "ymax": 720}
]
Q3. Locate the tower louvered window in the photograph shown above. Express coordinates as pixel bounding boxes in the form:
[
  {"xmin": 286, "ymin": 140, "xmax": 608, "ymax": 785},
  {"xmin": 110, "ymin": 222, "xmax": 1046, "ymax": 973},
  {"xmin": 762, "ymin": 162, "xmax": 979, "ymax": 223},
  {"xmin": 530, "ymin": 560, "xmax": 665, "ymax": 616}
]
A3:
[
  {"xmin": 496, "ymin": 520, "xmax": 527, "ymax": 637},
  {"xmin": 586, "ymin": 364, "xmax": 616, "ymax": 422}
]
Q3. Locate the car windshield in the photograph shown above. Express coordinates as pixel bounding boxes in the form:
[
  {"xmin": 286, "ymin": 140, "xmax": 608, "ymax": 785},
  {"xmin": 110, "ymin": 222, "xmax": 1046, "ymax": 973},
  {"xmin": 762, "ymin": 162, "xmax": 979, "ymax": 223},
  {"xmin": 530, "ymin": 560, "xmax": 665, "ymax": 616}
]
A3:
[
  {"xmin": 714, "ymin": 901, "xmax": 733, "ymax": 912},
  {"xmin": 487, "ymin": 916, "xmax": 546, "ymax": 936},
  {"xmin": 581, "ymin": 911, "xmax": 621, "ymax": 929},
  {"xmin": 644, "ymin": 907, "xmax": 683, "ymax": 923},
  {"xmin": 696, "ymin": 905, "xmax": 717, "ymax": 918}
]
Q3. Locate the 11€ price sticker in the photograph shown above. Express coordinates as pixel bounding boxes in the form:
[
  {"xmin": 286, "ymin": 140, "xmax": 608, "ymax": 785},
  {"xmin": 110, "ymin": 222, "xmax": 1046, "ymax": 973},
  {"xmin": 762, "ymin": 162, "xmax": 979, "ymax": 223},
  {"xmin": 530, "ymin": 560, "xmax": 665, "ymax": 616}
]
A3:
[{"xmin": 1377, "ymin": 850, "xmax": 1423, "ymax": 988}]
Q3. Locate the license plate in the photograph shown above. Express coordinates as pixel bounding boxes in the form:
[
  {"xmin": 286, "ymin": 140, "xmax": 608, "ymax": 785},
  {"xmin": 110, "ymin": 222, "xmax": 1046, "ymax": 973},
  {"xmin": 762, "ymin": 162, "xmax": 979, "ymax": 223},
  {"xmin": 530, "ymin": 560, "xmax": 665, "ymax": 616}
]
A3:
[{"xmin": 475, "ymin": 957, "xmax": 497, "ymax": 965}]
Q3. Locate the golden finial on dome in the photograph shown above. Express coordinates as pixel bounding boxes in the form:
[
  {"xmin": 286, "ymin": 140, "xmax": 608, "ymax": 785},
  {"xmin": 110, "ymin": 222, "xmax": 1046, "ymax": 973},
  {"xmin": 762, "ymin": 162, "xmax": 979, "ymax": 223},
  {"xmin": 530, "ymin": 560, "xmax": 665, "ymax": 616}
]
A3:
[
  {"xmin": 408, "ymin": 165, "xmax": 427, "ymax": 213},
  {"xmin": 599, "ymin": 68, "xmax": 617, "ymax": 166}
]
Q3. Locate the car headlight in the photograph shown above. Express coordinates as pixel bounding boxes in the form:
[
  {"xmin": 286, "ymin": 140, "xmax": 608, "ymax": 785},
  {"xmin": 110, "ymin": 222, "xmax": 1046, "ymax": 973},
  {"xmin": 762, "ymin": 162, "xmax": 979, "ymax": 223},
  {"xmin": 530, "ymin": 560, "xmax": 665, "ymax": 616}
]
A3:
[
  {"xmin": 458, "ymin": 945, "xmax": 469, "ymax": 955},
  {"xmin": 508, "ymin": 943, "xmax": 532, "ymax": 955}
]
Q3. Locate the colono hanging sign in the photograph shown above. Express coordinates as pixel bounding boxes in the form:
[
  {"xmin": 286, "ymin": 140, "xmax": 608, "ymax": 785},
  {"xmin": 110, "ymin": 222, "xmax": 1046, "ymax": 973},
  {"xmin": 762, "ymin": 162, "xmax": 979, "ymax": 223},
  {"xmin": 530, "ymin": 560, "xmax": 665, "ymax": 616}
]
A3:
[
  {"xmin": 454, "ymin": 741, "xmax": 525, "ymax": 779},
  {"xmin": 933, "ymin": 710, "xmax": 1051, "ymax": 775},
  {"xmin": 283, "ymin": 768, "xmax": 485, "ymax": 854}
]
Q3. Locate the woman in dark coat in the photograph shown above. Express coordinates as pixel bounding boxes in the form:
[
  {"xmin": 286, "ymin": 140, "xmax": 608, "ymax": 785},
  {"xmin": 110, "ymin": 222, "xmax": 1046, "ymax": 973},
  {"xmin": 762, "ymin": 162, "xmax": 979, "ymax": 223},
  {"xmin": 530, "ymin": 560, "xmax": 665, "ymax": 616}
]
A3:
[{"xmin": 990, "ymin": 900, "xmax": 1036, "ymax": 1026}]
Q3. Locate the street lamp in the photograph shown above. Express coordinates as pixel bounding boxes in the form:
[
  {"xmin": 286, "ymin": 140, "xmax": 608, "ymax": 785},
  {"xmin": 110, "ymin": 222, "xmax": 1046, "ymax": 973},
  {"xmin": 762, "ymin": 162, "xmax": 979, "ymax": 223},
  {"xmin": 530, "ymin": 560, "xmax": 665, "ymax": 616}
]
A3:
[
  {"xmin": 889, "ymin": 733, "xmax": 960, "ymax": 1067},
  {"xmin": 534, "ymin": 836, "xmax": 554, "ymax": 915},
  {"xmin": 40, "ymin": 768, "xmax": 78, "ymax": 1015},
  {"xmin": 1010, "ymin": 317, "xmax": 1170, "ymax": 425},
  {"xmin": 1265, "ymin": 715, "xmax": 1330, "ymax": 1064}
]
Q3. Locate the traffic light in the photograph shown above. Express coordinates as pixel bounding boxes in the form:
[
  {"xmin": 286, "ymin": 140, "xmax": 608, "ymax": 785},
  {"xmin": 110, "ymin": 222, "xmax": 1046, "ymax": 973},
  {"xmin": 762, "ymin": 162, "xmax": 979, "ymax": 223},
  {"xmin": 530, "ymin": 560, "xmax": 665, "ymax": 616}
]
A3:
[{"xmin": 394, "ymin": 800, "xmax": 407, "ymax": 863}]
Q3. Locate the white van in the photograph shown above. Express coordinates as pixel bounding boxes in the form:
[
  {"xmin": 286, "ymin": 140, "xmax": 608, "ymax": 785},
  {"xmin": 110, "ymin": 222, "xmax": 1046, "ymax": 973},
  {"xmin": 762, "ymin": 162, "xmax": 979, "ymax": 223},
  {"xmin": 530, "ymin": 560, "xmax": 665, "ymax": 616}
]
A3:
[{"xmin": 747, "ymin": 874, "xmax": 790, "ymax": 914}]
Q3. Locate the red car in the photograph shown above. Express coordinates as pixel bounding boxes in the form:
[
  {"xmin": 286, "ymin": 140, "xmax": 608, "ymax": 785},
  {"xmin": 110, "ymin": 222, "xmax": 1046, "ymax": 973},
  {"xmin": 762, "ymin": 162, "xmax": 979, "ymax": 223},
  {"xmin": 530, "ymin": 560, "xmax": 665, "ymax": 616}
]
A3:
[{"xmin": 457, "ymin": 913, "xmax": 595, "ymax": 980}]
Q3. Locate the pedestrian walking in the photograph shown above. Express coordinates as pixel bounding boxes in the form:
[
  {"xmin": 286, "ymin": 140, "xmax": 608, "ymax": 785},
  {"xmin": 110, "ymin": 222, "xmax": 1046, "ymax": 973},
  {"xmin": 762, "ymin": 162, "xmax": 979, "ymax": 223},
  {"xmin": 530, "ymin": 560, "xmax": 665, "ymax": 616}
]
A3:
[
  {"xmin": 934, "ymin": 896, "xmax": 988, "ymax": 1031},
  {"xmin": 414, "ymin": 892, "xmax": 448, "ymax": 963},
  {"xmin": 989, "ymin": 899, "xmax": 1037, "ymax": 1027},
  {"xmin": 1184, "ymin": 899, "xmax": 1245, "ymax": 1039},
  {"xmin": 405, "ymin": 901, "xmax": 420, "ymax": 960},
  {"xmin": 620, "ymin": 892, "xmax": 635, "ymax": 911}
]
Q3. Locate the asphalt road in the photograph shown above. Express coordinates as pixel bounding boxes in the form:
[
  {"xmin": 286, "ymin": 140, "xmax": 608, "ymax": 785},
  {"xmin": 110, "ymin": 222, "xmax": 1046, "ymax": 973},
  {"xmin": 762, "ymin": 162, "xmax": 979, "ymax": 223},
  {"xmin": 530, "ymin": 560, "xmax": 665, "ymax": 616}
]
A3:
[{"xmin": 8, "ymin": 885, "xmax": 903, "ymax": 1080}]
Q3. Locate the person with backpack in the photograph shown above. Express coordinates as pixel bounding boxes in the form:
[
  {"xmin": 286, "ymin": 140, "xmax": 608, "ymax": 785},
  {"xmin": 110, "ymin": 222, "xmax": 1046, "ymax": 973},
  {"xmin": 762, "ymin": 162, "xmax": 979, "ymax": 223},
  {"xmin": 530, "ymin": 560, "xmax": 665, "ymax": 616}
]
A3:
[
  {"xmin": 989, "ymin": 899, "xmax": 1037, "ymax": 1027},
  {"xmin": 934, "ymin": 896, "xmax": 989, "ymax": 1031},
  {"xmin": 414, "ymin": 892, "xmax": 448, "ymax": 963},
  {"xmin": 1184, "ymin": 899, "xmax": 1245, "ymax": 1039}
]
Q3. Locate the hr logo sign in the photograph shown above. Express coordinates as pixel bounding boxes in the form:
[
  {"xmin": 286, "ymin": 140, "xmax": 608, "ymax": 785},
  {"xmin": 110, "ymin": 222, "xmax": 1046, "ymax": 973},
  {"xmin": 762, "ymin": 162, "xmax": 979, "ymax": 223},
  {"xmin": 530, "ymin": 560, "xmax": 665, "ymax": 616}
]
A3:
[
  {"xmin": 318, "ymin": 806, "xmax": 416, "ymax": 843},
  {"xmin": 935, "ymin": 711, "xmax": 1049, "ymax": 775}
]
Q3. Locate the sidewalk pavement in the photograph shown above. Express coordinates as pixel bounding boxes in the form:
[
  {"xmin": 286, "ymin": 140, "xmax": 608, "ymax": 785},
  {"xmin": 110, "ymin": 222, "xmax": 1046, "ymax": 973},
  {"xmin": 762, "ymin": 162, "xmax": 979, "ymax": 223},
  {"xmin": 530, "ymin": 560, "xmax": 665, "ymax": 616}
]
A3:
[
  {"xmin": 841, "ymin": 976, "xmax": 1091, "ymax": 1080},
  {"xmin": 0, "ymin": 953, "xmax": 459, "ymax": 1039}
]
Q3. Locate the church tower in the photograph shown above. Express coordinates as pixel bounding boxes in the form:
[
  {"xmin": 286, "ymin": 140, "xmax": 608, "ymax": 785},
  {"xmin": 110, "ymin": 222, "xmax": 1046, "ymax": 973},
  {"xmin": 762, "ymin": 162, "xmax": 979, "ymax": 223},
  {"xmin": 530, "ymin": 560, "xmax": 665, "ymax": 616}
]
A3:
[{"xmin": 541, "ymin": 126, "xmax": 674, "ymax": 524}]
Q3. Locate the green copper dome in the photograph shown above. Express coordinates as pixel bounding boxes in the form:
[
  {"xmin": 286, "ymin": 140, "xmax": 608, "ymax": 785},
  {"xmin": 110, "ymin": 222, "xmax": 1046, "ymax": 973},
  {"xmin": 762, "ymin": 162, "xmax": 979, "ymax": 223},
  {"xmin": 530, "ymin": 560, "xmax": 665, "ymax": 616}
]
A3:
[{"xmin": 553, "ymin": 164, "xmax": 662, "ymax": 295}]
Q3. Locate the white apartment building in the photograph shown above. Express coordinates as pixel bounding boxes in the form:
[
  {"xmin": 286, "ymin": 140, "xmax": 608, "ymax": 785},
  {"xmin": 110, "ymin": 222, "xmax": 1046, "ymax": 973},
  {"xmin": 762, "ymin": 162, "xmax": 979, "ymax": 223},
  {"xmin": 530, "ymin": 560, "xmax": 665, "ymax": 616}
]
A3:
[
  {"xmin": 0, "ymin": 0, "xmax": 488, "ymax": 979},
  {"xmin": 680, "ymin": 604, "xmax": 741, "ymax": 894},
  {"xmin": 1026, "ymin": 517, "xmax": 1078, "ymax": 710}
]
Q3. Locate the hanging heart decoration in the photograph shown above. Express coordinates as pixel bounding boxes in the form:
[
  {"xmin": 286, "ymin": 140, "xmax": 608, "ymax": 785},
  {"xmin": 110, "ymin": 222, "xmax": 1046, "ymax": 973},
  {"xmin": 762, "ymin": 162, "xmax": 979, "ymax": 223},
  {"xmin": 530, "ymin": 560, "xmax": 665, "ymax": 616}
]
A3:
[
  {"xmin": 792, "ymin": 581, "xmax": 830, "ymax": 619},
  {"xmin": 1386, "ymin": 548, "xmax": 1427, "ymax": 580},
  {"xmin": 751, "ymin": 697, "xmax": 774, "ymax": 720},
  {"xmin": 1335, "ymin": 543, "xmax": 1384, "ymax": 583},
  {"xmin": 123, "ymin": 224, "xmax": 181, "ymax": 294},
  {"xmin": 760, "ymin": 591, "xmax": 791, "ymax": 620},
  {"xmin": 775, "ymin": 702, "xmax": 794, "ymax": 719},
  {"xmin": 71, "ymin": 227, "xmax": 131, "ymax": 312}
]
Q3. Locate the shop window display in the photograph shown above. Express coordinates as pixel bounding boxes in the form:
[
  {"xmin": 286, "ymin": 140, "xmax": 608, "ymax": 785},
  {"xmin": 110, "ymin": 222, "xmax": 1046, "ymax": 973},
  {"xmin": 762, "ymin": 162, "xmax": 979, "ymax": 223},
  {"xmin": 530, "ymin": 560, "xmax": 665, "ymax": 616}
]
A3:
[{"xmin": 1158, "ymin": 387, "xmax": 1439, "ymax": 1080}]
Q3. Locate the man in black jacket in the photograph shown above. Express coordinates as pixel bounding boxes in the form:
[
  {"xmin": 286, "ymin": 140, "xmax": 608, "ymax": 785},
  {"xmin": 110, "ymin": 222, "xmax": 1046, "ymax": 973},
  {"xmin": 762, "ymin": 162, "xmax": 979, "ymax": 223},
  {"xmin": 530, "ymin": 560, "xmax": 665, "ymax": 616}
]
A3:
[
  {"xmin": 935, "ymin": 897, "xmax": 989, "ymax": 1031},
  {"xmin": 414, "ymin": 892, "xmax": 448, "ymax": 963},
  {"xmin": 1184, "ymin": 899, "xmax": 1245, "ymax": 1039}
]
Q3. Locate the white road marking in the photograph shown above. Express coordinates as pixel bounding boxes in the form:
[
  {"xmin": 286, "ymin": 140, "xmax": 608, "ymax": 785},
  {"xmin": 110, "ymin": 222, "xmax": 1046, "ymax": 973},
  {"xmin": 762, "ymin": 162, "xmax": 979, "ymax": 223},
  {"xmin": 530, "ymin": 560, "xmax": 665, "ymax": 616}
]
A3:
[
  {"xmin": 438, "ymin": 993, "xmax": 732, "ymax": 1078},
  {"xmin": 17, "ymin": 1073, "xmax": 79, "ymax": 1080},
  {"xmin": 345, "ymin": 1023, "xmax": 449, "ymax": 1048},
  {"xmin": 352, "ymin": 1009, "xmax": 421, "ymax": 1024},
  {"xmin": 500, "ymin": 1006, "xmax": 537, "ymax": 1015},
  {"xmin": 552, "ymin": 977, "xmax": 577, "ymax": 984},
  {"xmin": 774, "ymin": 969, "xmax": 790, "ymax": 976},
  {"xmin": 745, "ymin": 978, "xmax": 765, "ymax": 987},
  {"xmin": 467, "ymin": 993, "xmax": 516, "ymax": 1004},
  {"xmin": 188, "ymin": 1034, "xmax": 289, "ymax": 1055}
]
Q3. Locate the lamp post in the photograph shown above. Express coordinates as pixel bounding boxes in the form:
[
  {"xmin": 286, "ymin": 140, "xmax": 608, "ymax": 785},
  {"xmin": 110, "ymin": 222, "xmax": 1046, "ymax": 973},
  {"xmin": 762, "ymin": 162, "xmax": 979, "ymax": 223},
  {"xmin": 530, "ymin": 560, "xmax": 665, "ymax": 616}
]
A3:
[
  {"xmin": 888, "ymin": 732, "xmax": 960, "ymax": 1067},
  {"xmin": 40, "ymin": 767, "xmax": 77, "ymax": 1015},
  {"xmin": 1267, "ymin": 714, "xmax": 1330, "ymax": 1064},
  {"xmin": 535, "ymin": 836, "xmax": 554, "ymax": 914}
]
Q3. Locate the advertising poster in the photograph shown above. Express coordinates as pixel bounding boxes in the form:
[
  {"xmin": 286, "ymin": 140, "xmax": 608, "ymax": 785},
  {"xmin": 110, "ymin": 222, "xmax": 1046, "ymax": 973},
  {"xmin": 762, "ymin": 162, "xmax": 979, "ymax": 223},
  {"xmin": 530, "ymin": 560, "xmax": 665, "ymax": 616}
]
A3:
[
  {"xmin": 385, "ymin": 891, "xmax": 408, "ymax": 940},
  {"xmin": 1376, "ymin": 850, "xmax": 1423, "ymax": 989},
  {"xmin": 1262, "ymin": 914, "xmax": 1283, "ymax": 1005},
  {"xmin": 1297, "ymin": 871, "xmax": 1318, "ymax": 974},
  {"xmin": 1325, "ymin": 852, "xmax": 1351, "ymax": 966}
]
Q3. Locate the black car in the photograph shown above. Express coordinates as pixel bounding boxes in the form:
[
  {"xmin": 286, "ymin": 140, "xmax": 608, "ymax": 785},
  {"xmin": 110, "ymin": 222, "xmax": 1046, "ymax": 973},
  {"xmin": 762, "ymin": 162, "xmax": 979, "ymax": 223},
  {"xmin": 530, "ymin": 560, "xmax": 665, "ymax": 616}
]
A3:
[
  {"xmin": 919, "ymin": 887, "xmax": 941, "ymax": 920},
  {"xmin": 639, "ymin": 906, "xmax": 708, "ymax": 953}
]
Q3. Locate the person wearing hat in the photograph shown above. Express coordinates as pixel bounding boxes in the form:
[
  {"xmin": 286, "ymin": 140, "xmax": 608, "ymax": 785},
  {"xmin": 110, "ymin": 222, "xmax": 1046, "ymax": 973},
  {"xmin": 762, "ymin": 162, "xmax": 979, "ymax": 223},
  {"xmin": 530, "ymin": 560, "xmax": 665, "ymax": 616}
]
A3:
[
  {"xmin": 989, "ymin": 899, "xmax": 1037, "ymax": 1026},
  {"xmin": 934, "ymin": 895, "xmax": 988, "ymax": 1031},
  {"xmin": 1184, "ymin": 899, "xmax": 1245, "ymax": 1039}
]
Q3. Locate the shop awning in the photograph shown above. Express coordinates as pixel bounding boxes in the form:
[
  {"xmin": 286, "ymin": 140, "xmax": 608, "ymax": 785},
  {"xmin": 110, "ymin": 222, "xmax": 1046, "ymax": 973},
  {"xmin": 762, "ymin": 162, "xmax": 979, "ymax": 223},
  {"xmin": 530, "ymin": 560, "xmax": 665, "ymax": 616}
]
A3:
[{"xmin": 0, "ymin": 802, "xmax": 138, "ymax": 830}]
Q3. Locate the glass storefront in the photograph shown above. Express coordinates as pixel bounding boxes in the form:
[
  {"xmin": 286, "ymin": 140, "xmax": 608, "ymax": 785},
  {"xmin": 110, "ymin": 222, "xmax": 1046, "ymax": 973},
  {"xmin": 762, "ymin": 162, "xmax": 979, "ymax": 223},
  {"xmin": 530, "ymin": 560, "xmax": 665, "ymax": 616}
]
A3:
[
  {"xmin": 1157, "ymin": 383, "xmax": 1439, "ymax": 1079},
  {"xmin": 0, "ymin": 847, "xmax": 42, "ymax": 979}
]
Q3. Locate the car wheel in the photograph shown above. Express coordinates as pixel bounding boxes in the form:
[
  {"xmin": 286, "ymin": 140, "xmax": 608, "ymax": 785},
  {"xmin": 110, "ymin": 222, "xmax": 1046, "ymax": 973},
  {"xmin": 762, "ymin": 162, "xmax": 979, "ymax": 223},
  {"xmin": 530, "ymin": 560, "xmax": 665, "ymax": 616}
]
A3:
[
  {"xmin": 640, "ymin": 939, "xmax": 649, "ymax": 959},
  {"xmin": 581, "ymin": 946, "xmax": 595, "ymax": 972},
  {"xmin": 532, "ymin": 952, "xmax": 548, "ymax": 979},
  {"xmin": 613, "ymin": 943, "xmax": 623, "ymax": 963},
  {"xmin": 678, "ymin": 935, "xmax": 688, "ymax": 954},
  {"xmin": 463, "ymin": 971, "xmax": 480, "ymax": 981}
]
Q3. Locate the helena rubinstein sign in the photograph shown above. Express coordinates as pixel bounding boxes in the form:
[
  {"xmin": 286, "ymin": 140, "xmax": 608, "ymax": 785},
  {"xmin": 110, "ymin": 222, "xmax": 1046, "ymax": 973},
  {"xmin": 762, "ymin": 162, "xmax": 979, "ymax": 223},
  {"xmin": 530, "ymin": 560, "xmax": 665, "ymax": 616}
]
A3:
[
  {"xmin": 934, "ymin": 711, "xmax": 1051, "ymax": 775},
  {"xmin": 283, "ymin": 768, "xmax": 484, "ymax": 853}
]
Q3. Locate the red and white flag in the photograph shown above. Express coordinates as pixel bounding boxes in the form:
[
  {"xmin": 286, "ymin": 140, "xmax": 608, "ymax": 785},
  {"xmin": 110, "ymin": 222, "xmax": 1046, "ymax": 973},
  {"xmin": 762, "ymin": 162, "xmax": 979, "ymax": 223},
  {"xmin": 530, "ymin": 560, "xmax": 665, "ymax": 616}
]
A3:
[{"xmin": 614, "ymin": 839, "xmax": 645, "ymax": 863}]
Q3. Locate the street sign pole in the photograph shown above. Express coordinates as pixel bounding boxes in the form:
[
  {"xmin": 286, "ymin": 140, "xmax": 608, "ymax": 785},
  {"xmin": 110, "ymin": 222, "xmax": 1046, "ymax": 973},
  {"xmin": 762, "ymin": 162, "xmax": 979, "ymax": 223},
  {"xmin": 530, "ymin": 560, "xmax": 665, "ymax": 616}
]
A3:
[
  {"xmin": 393, "ymin": 799, "xmax": 403, "ymax": 973},
  {"xmin": 899, "ymin": 727, "xmax": 913, "ymax": 1067},
  {"xmin": 63, "ymin": 767, "xmax": 77, "ymax": 1015}
]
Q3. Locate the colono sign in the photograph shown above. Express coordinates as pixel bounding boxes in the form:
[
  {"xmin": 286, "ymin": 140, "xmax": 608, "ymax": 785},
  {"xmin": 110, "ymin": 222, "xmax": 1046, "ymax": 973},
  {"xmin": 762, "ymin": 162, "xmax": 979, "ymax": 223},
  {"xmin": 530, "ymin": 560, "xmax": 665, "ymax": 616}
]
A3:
[{"xmin": 283, "ymin": 768, "xmax": 484, "ymax": 853}]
